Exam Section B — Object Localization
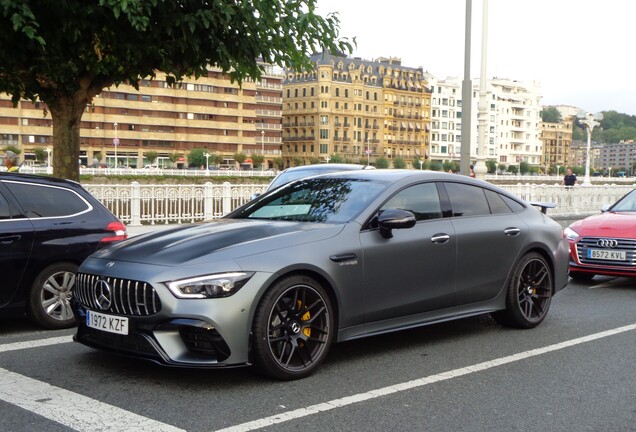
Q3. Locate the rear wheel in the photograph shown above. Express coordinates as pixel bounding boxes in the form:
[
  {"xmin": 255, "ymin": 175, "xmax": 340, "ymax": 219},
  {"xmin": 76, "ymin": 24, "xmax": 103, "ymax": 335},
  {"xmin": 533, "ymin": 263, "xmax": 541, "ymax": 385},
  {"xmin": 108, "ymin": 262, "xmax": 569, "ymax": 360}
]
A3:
[
  {"xmin": 492, "ymin": 253, "xmax": 552, "ymax": 329},
  {"xmin": 252, "ymin": 275, "xmax": 334, "ymax": 380},
  {"xmin": 27, "ymin": 262, "xmax": 78, "ymax": 329}
]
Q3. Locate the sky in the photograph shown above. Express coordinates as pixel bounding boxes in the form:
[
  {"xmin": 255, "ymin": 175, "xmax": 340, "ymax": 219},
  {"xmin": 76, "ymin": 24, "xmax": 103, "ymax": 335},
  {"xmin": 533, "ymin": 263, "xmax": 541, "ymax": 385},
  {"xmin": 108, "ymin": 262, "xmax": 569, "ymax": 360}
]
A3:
[{"xmin": 315, "ymin": 0, "xmax": 636, "ymax": 116}]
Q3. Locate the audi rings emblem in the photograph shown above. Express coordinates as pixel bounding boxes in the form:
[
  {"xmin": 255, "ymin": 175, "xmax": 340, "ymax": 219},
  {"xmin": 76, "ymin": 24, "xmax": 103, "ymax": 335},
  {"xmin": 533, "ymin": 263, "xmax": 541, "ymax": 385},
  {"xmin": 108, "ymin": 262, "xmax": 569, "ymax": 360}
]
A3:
[
  {"xmin": 93, "ymin": 279, "xmax": 113, "ymax": 311},
  {"xmin": 597, "ymin": 239, "xmax": 619, "ymax": 248}
]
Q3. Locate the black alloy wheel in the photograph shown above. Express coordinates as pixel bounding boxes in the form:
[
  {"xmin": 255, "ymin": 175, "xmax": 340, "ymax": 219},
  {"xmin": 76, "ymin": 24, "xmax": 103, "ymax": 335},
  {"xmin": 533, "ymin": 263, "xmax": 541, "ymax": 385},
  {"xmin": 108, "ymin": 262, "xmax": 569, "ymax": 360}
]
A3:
[
  {"xmin": 252, "ymin": 275, "xmax": 334, "ymax": 380},
  {"xmin": 492, "ymin": 252, "xmax": 552, "ymax": 329}
]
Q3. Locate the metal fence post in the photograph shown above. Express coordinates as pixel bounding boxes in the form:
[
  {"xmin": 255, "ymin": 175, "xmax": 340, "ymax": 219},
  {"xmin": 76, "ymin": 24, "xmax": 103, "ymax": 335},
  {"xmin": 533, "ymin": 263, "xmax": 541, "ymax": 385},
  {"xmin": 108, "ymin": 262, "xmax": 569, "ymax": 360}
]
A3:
[{"xmin": 130, "ymin": 181, "xmax": 141, "ymax": 226}]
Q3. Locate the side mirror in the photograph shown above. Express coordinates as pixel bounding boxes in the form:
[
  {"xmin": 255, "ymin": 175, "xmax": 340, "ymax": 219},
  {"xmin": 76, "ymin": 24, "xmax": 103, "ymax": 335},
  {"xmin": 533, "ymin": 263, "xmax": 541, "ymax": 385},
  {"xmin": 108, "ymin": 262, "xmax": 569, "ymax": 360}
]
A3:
[
  {"xmin": 377, "ymin": 209, "xmax": 416, "ymax": 239},
  {"xmin": 600, "ymin": 204, "xmax": 611, "ymax": 213}
]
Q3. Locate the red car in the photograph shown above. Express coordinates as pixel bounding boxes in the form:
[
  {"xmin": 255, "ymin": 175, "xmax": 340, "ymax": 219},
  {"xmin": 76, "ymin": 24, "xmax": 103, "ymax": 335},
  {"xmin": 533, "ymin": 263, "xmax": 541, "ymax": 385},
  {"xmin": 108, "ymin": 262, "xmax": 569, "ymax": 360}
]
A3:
[{"xmin": 565, "ymin": 189, "xmax": 636, "ymax": 280}]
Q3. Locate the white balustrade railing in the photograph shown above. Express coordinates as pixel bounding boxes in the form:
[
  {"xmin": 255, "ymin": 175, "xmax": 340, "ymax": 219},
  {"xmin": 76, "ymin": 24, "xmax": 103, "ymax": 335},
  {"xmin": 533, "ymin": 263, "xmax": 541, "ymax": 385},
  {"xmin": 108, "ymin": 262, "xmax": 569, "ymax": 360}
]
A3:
[
  {"xmin": 84, "ymin": 182, "xmax": 267, "ymax": 225},
  {"xmin": 499, "ymin": 184, "xmax": 634, "ymax": 217},
  {"xmin": 83, "ymin": 181, "xmax": 635, "ymax": 226}
]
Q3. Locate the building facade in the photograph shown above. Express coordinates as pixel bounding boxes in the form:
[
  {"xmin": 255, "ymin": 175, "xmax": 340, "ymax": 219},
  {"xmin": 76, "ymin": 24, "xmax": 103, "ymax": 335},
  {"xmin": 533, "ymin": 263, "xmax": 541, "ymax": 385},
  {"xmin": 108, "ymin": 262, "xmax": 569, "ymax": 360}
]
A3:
[
  {"xmin": 282, "ymin": 53, "xmax": 431, "ymax": 167},
  {"xmin": 0, "ymin": 65, "xmax": 284, "ymax": 168},
  {"xmin": 597, "ymin": 141, "xmax": 636, "ymax": 174},
  {"xmin": 540, "ymin": 117, "xmax": 574, "ymax": 171}
]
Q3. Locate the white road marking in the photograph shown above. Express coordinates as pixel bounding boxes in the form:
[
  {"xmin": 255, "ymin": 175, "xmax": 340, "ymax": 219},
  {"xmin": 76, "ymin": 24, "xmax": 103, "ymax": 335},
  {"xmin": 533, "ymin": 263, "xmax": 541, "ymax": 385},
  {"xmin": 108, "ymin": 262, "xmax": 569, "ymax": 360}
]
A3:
[
  {"xmin": 0, "ymin": 335, "xmax": 72, "ymax": 353},
  {"xmin": 214, "ymin": 323, "xmax": 636, "ymax": 432},
  {"xmin": 0, "ymin": 367, "xmax": 186, "ymax": 432}
]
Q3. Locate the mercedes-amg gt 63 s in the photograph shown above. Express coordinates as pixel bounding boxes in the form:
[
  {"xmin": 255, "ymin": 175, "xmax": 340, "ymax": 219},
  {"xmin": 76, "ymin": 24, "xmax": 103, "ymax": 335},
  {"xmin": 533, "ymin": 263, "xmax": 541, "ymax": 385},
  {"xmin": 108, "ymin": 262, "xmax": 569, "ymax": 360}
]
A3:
[{"xmin": 73, "ymin": 170, "xmax": 568, "ymax": 380}]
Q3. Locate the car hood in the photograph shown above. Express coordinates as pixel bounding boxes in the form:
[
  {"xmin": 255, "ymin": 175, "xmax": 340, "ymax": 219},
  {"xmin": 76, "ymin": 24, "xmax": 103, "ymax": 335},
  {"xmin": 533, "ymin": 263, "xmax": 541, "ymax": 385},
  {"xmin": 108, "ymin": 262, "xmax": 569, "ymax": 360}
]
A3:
[
  {"xmin": 90, "ymin": 219, "xmax": 345, "ymax": 266},
  {"xmin": 569, "ymin": 212, "xmax": 636, "ymax": 238}
]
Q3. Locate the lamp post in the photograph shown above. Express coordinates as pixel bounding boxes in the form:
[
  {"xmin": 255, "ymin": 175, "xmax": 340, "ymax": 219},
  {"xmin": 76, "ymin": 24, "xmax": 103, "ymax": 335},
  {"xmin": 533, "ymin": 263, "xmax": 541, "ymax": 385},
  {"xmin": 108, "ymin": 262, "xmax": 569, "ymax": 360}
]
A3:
[
  {"xmin": 419, "ymin": 159, "xmax": 423, "ymax": 170},
  {"xmin": 261, "ymin": 131, "xmax": 265, "ymax": 170},
  {"xmin": 366, "ymin": 138, "xmax": 370, "ymax": 166},
  {"xmin": 577, "ymin": 111, "xmax": 603, "ymax": 186},
  {"xmin": 113, "ymin": 122, "xmax": 119, "ymax": 168},
  {"xmin": 556, "ymin": 165, "xmax": 560, "ymax": 180},
  {"xmin": 204, "ymin": 152, "xmax": 210, "ymax": 172}
]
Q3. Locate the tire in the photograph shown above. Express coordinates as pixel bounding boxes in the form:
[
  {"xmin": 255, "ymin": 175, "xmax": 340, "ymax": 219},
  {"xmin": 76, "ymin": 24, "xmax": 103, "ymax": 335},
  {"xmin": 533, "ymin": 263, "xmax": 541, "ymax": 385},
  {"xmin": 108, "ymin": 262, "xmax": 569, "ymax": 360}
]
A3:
[
  {"xmin": 27, "ymin": 262, "xmax": 78, "ymax": 329},
  {"xmin": 251, "ymin": 275, "xmax": 334, "ymax": 380},
  {"xmin": 569, "ymin": 271, "xmax": 595, "ymax": 282},
  {"xmin": 492, "ymin": 252, "xmax": 553, "ymax": 329}
]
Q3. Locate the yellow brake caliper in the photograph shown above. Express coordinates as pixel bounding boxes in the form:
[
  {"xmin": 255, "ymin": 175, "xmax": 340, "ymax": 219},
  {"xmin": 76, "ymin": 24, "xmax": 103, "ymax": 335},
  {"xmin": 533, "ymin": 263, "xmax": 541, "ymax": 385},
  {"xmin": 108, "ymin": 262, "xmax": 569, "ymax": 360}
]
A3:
[{"xmin": 298, "ymin": 300, "xmax": 311, "ymax": 337}]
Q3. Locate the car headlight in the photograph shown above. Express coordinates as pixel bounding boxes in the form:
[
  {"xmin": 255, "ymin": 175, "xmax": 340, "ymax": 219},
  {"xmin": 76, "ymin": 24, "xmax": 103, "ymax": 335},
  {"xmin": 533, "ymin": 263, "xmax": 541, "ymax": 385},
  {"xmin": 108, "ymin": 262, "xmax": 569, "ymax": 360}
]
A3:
[
  {"xmin": 166, "ymin": 272, "xmax": 254, "ymax": 299},
  {"xmin": 563, "ymin": 227, "xmax": 580, "ymax": 241}
]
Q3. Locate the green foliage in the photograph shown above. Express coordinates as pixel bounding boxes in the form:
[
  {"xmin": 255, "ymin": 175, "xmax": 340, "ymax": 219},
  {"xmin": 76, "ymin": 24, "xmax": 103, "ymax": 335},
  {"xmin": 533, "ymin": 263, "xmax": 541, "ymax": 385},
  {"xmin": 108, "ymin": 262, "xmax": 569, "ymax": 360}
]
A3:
[
  {"xmin": 486, "ymin": 159, "xmax": 497, "ymax": 174},
  {"xmin": 413, "ymin": 158, "xmax": 429, "ymax": 170},
  {"xmin": 212, "ymin": 154, "xmax": 224, "ymax": 166},
  {"xmin": 507, "ymin": 164, "xmax": 519, "ymax": 174},
  {"xmin": 374, "ymin": 157, "xmax": 389, "ymax": 169},
  {"xmin": 187, "ymin": 148, "xmax": 207, "ymax": 167},
  {"xmin": 519, "ymin": 160, "xmax": 530, "ymax": 174},
  {"xmin": 329, "ymin": 154, "xmax": 342, "ymax": 163},
  {"xmin": 273, "ymin": 157, "xmax": 284, "ymax": 170},
  {"xmin": 2, "ymin": 145, "xmax": 21, "ymax": 155},
  {"xmin": 33, "ymin": 147, "xmax": 47, "ymax": 162},
  {"xmin": 540, "ymin": 107, "xmax": 562, "ymax": 123},
  {"xmin": 393, "ymin": 157, "xmax": 406, "ymax": 169},
  {"xmin": 168, "ymin": 152, "xmax": 181, "ymax": 167},
  {"xmin": 292, "ymin": 157, "xmax": 303, "ymax": 166},
  {"xmin": 233, "ymin": 153, "xmax": 247, "ymax": 165},
  {"xmin": 0, "ymin": 1, "xmax": 353, "ymax": 180},
  {"xmin": 144, "ymin": 150, "xmax": 158, "ymax": 164},
  {"xmin": 250, "ymin": 154, "xmax": 265, "ymax": 169},
  {"xmin": 442, "ymin": 161, "xmax": 459, "ymax": 173},
  {"xmin": 429, "ymin": 161, "xmax": 443, "ymax": 171},
  {"xmin": 498, "ymin": 163, "xmax": 507, "ymax": 173},
  {"xmin": 308, "ymin": 156, "xmax": 321, "ymax": 165}
]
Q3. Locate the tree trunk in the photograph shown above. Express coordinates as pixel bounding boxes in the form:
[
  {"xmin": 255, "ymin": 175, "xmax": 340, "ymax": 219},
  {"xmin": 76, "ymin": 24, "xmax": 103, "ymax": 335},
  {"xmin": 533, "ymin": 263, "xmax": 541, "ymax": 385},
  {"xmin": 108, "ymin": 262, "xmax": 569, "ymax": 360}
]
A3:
[{"xmin": 47, "ymin": 92, "xmax": 89, "ymax": 182}]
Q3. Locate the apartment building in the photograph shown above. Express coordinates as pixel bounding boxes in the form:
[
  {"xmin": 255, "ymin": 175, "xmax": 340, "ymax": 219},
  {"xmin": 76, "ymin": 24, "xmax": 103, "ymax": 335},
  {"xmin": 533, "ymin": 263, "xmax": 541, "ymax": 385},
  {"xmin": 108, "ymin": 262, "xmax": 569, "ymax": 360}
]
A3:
[
  {"xmin": 282, "ymin": 52, "xmax": 431, "ymax": 167},
  {"xmin": 0, "ymin": 65, "xmax": 284, "ymax": 168},
  {"xmin": 426, "ymin": 76, "xmax": 462, "ymax": 163},
  {"xmin": 540, "ymin": 117, "xmax": 574, "ymax": 170},
  {"xmin": 597, "ymin": 141, "xmax": 636, "ymax": 173}
]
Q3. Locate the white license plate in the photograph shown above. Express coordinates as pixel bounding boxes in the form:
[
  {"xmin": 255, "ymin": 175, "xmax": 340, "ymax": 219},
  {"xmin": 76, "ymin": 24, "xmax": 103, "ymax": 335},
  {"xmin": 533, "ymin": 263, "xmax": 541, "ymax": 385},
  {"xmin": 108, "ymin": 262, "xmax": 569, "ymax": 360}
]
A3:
[
  {"xmin": 587, "ymin": 249, "xmax": 626, "ymax": 261},
  {"xmin": 86, "ymin": 310, "xmax": 129, "ymax": 335}
]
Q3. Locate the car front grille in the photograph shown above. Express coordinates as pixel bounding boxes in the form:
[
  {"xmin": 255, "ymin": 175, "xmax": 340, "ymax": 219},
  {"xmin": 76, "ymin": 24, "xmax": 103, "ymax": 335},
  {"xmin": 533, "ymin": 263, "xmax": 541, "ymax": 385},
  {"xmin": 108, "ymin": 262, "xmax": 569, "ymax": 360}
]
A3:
[
  {"xmin": 75, "ymin": 273, "xmax": 162, "ymax": 316},
  {"xmin": 576, "ymin": 237, "xmax": 636, "ymax": 267}
]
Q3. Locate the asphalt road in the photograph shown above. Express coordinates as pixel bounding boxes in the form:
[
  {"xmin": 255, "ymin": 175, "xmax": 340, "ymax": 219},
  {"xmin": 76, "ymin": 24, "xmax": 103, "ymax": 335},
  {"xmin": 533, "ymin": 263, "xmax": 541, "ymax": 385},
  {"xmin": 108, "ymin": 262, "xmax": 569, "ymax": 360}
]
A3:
[{"xmin": 1, "ymin": 276, "xmax": 635, "ymax": 432}]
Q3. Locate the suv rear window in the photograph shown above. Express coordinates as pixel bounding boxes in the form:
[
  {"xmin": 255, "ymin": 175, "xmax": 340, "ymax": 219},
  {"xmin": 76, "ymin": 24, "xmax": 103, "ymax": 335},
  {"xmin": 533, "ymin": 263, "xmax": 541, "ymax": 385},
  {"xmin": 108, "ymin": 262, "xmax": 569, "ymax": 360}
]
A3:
[{"xmin": 5, "ymin": 182, "xmax": 91, "ymax": 218}]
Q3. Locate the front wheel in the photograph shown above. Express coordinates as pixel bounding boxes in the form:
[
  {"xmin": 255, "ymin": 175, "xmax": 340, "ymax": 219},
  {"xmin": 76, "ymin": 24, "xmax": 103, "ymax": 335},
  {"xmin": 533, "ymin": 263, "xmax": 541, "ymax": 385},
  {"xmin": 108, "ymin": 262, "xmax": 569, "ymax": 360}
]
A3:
[
  {"xmin": 251, "ymin": 275, "xmax": 334, "ymax": 380},
  {"xmin": 27, "ymin": 262, "xmax": 78, "ymax": 329},
  {"xmin": 492, "ymin": 253, "xmax": 553, "ymax": 329}
]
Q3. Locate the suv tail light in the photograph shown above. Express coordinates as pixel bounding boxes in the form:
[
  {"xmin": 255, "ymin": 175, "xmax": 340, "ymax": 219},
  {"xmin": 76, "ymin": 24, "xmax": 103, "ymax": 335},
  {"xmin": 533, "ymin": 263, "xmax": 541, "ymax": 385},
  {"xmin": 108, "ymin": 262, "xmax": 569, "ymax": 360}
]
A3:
[{"xmin": 100, "ymin": 221, "xmax": 128, "ymax": 243}]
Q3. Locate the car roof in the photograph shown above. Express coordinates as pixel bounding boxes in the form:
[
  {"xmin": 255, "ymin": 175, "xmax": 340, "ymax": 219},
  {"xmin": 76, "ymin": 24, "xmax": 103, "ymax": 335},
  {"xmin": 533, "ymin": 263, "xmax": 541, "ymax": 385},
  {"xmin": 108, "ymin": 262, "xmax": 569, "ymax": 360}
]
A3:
[{"xmin": 0, "ymin": 172, "xmax": 83, "ymax": 188}]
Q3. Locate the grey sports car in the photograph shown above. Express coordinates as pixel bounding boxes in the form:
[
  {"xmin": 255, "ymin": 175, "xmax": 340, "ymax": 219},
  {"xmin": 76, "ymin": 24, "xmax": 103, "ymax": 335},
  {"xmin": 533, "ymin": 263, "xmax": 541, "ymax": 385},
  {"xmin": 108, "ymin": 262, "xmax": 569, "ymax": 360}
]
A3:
[{"xmin": 73, "ymin": 170, "xmax": 569, "ymax": 380}]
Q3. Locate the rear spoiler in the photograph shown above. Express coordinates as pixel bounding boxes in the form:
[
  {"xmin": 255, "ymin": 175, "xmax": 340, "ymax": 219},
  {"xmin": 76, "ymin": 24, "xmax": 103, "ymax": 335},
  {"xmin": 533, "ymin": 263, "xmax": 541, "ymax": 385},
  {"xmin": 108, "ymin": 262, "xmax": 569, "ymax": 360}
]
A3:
[{"xmin": 528, "ymin": 201, "xmax": 556, "ymax": 214}]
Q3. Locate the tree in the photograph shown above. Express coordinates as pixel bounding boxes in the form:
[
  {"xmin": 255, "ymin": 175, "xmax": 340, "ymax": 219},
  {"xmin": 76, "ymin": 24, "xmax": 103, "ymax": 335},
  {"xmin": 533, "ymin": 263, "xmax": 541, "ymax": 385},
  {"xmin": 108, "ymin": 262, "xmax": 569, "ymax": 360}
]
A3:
[
  {"xmin": 486, "ymin": 159, "xmax": 497, "ymax": 174},
  {"xmin": 292, "ymin": 157, "xmax": 303, "ymax": 167},
  {"xmin": 429, "ymin": 161, "xmax": 443, "ymax": 171},
  {"xmin": 250, "ymin": 154, "xmax": 265, "ymax": 170},
  {"xmin": 212, "ymin": 154, "xmax": 224, "ymax": 167},
  {"xmin": 329, "ymin": 154, "xmax": 342, "ymax": 163},
  {"xmin": 33, "ymin": 147, "xmax": 47, "ymax": 164},
  {"xmin": 187, "ymin": 148, "xmax": 207, "ymax": 167},
  {"xmin": 168, "ymin": 152, "xmax": 181, "ymax": 168},
  {"xmin": 308, "ymin": 156, "xmax": 321, "ymax": 165},
  {"xmin": 144, "ymin": 150, "xmax": 158, "ymax": 165},
  {"xmin": 374, "ymin": 157, "xmax": 389, "ymax": 169},
  {"xmin": 233, "ymin": 152, "xmax": 247, "ymax": 168},
  {"xmin": 273, "ymin": 157, "xmax": 284, "ymax": 170},
  {"xmin": 507, "ymin": 164, "xmax": 519, "ymax": 174},
  {"xmin": 540, "ymin": 107, "xmax": 562, "ymax": 123},
  {"xmin": 0, "ymin": 1, "xmax": 353, "ymax": 181},
  {"xmin": 393, "ymin": 157, "xmax": 406, "ymax": 169},
  {"xmin": 519, "ymin": 160, "xmax": 530, "ymax": 174}
]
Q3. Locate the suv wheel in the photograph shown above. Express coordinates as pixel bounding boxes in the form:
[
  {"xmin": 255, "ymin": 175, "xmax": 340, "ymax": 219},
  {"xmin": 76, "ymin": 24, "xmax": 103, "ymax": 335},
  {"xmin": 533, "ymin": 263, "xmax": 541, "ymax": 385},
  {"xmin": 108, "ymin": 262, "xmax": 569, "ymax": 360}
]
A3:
[{"xmin": 28, "ymin": 262, "xmax": 78, "ymax": 329}]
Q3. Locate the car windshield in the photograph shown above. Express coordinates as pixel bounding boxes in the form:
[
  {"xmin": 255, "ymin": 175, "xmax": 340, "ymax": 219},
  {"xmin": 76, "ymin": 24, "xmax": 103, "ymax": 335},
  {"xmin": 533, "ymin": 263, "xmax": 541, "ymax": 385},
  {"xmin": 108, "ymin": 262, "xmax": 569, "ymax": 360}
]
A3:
[
  {"xmin": 233, "ymin": 177, "xmax": 387, "ymax": 223},
  {"xmin": 611, "ymin": 190, "xmax": 636, "ymax": 212}
]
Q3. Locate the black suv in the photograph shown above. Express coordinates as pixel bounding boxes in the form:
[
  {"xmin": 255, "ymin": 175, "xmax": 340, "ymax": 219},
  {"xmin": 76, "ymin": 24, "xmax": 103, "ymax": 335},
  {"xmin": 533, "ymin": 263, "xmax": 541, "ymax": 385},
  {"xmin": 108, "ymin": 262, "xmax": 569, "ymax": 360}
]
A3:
[{"xmin": 0, "ymin": 173, "xmax": 127, "ymax": 329}]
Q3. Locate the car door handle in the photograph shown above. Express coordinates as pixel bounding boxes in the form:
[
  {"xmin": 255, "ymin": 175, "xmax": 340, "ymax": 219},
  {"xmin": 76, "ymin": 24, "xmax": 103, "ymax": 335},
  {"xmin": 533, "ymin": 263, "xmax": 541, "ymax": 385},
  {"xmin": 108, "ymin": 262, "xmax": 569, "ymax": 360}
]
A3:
[
  {"xmin": 329, "ymin": 253, "xmax": 358, "ymax": 263},
  {"xmin": 504, "ymin": 227, "xmax": 521, "ymax": 236},
  {"xmin": 430, "ymin": 233, "xmax": 450, "ymax": 244},
  {"xmin": 0, "ymin": 235, "xmax": 21, "ymax": 244}
]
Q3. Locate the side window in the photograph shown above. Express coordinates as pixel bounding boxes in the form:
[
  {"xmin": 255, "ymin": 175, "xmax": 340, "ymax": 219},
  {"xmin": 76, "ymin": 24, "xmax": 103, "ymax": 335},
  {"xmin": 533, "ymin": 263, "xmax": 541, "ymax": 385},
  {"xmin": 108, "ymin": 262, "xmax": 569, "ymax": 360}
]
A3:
[
  {"xmin": 444, "ymin": 183, "xmax": 490, "ymax": 217},
  {"xmin": 380, "ymin": 183, "xmax": 442, "ymax": 221},
  {"xmin": 484, "ymin": 189, "xmax": 513, "ymax": 214},
  {"xmin": 5, "ymin": 182, "xmax": 90, "ymax": 218}
]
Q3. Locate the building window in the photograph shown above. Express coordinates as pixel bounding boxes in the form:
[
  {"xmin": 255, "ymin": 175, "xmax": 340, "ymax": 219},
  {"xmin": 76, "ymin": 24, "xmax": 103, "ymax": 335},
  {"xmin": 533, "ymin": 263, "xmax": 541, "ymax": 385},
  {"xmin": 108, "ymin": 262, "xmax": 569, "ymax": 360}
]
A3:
[
  {"xmin": 320, "ymin": 129, "xmax": 329, "ymax": 139},
  {"xmin": 320, "ymin": 143, "xmax": 328, "ymax": 154}
]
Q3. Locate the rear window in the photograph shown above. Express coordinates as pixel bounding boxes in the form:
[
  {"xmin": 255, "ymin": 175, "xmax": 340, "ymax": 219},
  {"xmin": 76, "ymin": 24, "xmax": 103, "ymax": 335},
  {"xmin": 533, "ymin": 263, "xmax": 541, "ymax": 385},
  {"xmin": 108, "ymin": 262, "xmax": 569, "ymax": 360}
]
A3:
[{"xmin": 5, "ymin": 181, "xmax": 91, "ymax": 218}]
